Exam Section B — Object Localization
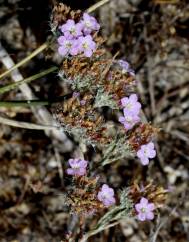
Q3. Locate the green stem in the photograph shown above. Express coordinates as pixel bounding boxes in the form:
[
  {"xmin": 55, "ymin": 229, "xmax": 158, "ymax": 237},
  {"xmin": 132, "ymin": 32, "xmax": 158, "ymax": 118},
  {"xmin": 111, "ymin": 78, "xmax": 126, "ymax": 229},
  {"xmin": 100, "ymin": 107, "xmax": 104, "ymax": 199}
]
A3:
[
  {"xmin": 0, "ymin": 100, "xmax": 50, "ymax": 107},
  {"xmin": 0, "ymin": 94, "xmax": 70, "ymax": 108},
  {"xmin": 0, "ymin": 66, "xmax": 58, "ymax": 94},
  {"xmin": 0, "ymin": 43, "xmax": 48, "ymax": 80}
]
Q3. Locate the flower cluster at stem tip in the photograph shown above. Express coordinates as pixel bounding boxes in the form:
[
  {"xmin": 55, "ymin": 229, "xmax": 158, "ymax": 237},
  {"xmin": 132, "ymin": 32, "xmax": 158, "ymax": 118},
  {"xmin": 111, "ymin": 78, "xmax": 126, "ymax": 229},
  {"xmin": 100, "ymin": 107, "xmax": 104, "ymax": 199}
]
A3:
[
  {"xmin": 66, "ymin": 158, "xmax": 116, "ymax": 207},
  {"xmin": 58, "ymin": 13, "xmax": 100, "ymax": 57},
  {"xmin": 118, "ymin": 62, "xmax": 156, "ymax": 166}
]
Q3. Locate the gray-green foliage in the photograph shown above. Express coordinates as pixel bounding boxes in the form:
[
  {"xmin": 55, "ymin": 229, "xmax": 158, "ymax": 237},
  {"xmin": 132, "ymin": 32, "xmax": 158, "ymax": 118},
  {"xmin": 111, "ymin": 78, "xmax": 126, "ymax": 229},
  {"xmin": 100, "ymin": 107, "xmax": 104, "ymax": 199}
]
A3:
[
  {"xmin": 94, "ymin": 88, "xmax": 118, "ymax": 109},
  {"xmin": 101, "ymin": 136, "xmax": 135, "ymax": 166},
  {"xmin": 80, "ymin": 189, "xmax": 133, "ymax": 242}
]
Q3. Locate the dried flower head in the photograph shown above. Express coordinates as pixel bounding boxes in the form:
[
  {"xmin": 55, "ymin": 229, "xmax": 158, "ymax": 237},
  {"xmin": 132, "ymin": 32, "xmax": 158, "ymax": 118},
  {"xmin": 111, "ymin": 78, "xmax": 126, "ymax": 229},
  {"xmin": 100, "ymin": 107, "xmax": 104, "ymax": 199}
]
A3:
[
  {"xmin": 128, "ymin": 123, "xmax": 158, "ymax": 151},
  {"xmin": 53, "ymin": 95, "xmax": 112, "ymax": 145},
  {"xmin": 51, "ymin": 3, "xmax": 81, "ymax": 31},
  {"xmin": 66, "ymin": 176, "xmax": 103, "ymax": 215},
  {"xmin": 129, "ymin": 181, "xmax": 168, "ymax": 207}
]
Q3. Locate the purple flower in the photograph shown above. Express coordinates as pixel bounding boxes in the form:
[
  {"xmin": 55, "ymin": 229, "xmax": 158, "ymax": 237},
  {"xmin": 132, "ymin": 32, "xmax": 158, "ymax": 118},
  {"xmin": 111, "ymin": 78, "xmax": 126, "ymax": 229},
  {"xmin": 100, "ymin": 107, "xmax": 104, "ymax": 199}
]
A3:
[
  {"xmin": 97, "ymin": 184, "xmax": 116, "ymax": 207},
  {"xmin": 80, "ymin": 99, "xmax": 86, "ymax": 106},
  {"xmin": 118, "ymin": 60, "xmax": 130, "ymax": 71},
  {"xmin": 135, "ymin": 197, "xmax": 155, "ymax": 221},
  {"xmin": 80, "ymin": 13, "xmax": 100, "ymax": 35},
  {"xmin": 137, "ymin": 142, "xmax": 156, "ymax": 166},
  {"xmin": 78, "ymin": 35, "xmax": 96, "ymax": 57},
  {"xmin": 121, "ymin": 94, "xmax": 141, "ymax": 115},
  {"xmin": 119, "ymin": 110, "xmax": 140, "ymax": 130},
  {"xmin": 72, "ymin": 92, "xmax": 80, "ymax": 98},
  {"xmin": 58, "ymin": 36, "xmax": 79, "ymax": 56},
  {"xmin": 118, "ymin": 60, "xmax": 135, "ymax": 76},
  {"xmin": 66, "ymin": 158, "xmax": 88, "ymax": 176},
  {"xmin": 60, "ymin": 19, "xmax": 83, "ymax": 39}
]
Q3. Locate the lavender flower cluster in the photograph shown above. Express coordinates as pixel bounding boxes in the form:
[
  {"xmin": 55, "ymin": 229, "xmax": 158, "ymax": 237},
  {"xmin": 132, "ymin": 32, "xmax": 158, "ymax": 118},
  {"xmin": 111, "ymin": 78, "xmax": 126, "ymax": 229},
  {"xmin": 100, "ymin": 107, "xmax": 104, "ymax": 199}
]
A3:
[
  {"xmin": 54, "ymin": 5, "xmax": 159, "ymax": 221},
  {"xmin": 58, "ymin": 13, "xmax": 100, "ymax": 57},
  {"xmin": 66, "ymin": 158, "xmax": 116, "ymax": 207},
  {"xmin": 66, "ymin": 158, "xmax": 155, "ymax": 221},
  {"xmin": 118, "ymin": 61, "xmax": 156, "ymax": 166}
]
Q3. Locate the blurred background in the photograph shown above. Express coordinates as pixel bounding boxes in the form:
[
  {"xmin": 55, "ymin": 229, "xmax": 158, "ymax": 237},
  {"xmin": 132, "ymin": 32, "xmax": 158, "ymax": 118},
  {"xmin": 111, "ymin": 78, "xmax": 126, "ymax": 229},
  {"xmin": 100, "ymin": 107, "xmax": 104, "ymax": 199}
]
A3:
[{"xmin": 0, "ymin": 0, "xmax": 188, "ymax": 241}]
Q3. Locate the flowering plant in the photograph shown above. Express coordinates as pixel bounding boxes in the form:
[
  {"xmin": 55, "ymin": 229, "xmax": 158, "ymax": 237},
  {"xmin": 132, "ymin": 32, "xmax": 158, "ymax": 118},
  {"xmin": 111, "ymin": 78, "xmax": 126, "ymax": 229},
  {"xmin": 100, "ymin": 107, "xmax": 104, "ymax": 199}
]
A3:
[{"xmin": 49, "ymin": 2, "xmax": 168, "ymax": 241}]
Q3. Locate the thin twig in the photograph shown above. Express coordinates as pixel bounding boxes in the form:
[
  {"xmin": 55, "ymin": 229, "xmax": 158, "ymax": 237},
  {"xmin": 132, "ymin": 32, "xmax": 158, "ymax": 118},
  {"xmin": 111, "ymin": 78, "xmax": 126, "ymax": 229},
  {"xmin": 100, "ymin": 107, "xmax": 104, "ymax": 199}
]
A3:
[
  {"xmin": 54, "ymin": 147, "xmax": 64, "ymax": 187},
  {"xmin": 87, "ymin": 0, "xmax": 110, "ymax": 13},
  {"xmin": 0, "ymin": 66, "xmax": 58, "ymax": 94},
  {"xmin": 0, "ymin": 93, "xmax": 70, "ymax": 107},
  {"xmin": 0, "ymin": 42, "xmax": 48, "ymax": 80},
  {"xmin": 79, "ymin": 221, "xmax": 118, "ymax": 242},
  {"xmin": 150, "ymin": 206, "xmax": 178, "ymax": 242},
  {"xmin": 0, "ymin": 115, "xmax": 60, "ymax": 130}
]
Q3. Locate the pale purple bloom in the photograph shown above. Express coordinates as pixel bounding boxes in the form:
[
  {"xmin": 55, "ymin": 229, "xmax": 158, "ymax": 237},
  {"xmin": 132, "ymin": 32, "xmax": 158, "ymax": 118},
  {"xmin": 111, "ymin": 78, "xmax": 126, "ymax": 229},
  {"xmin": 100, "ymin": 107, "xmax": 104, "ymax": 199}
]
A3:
[
  {"xmin": 137, "ymin": 142, "xmax": 156, "ymax": 166},
  {"xmin": 60, "ymin": 19, "xmax": 83, "ymax": 39},
  {"xmin": 119, "ymin": 110, "xmax": 140, "ymax": 130},
  {"xmin": 80, "ymin": 13, "xmax": 100, "ymax": 35},
  {"xmin": 97, "ymin": 184, "xmax": 116, "ymax": 207},
  {"xmin": 66, "ymin": 158, "xmax": 88, "ymax": 176},
  {"xmin": 118, "ymin": 60, "xmax": 129, "ymax": 71},
  {"xmin": 121, "ymin": 94, "xmax": 141, "ymax": 115},
  {"xmin": 80, "ymin": 100, "xmax": 86, "ymax": 106},
  {"xmin": 118, "ymin": 60, "xmax": 135, "ymax": 76},
  {"xmin": 78, "ymin": 35, "xmax": 96, "ymax": 57},
  {"xmin": 135, "ymin": 197, "xmax": 155, "ymax": 221},
  {"xmin": 58, "ymin": 36, "xmax": 79, "ymax": 56},
  {"xmin": 72, "ymin": 92, "xmax": 80, "ymax": 98}
]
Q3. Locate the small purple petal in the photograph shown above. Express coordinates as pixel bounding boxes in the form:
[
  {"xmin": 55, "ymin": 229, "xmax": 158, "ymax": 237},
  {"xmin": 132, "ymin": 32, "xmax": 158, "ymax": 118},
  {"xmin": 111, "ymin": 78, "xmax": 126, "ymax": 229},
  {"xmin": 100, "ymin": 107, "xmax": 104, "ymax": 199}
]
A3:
[
  {"xmin": 130, "ymin": 94, "xmax": 138, "ymax": 102},
  {"xmin": 121, "ymin": 97, "xmax": 128, "ymax": 106},
  {"xmin": 137, "ymin": 213, "xmax": 146, "ymax": 221},
  {"xmin": 118, "ymin": 116, "xmax": 126, "ymax": 123},
  {"xmin": 66, "ymin": 168, "xmax": 75, "ymax": 175},
  {"xmin": 97, "ymin": 184, "xmax": 116, "ymax": 207},
  {"xmin": 140, "ymin": 197, "xmax": 148, "ymax": 206},
  {"xmin": 148, "ymin": 150, "xmax": 156, "ymax": 158},
  {"xmin": 58, "ymin": 46, "xmax": 68, "ymax": 56},
  {"xmin": 146, "ymin": 212, "xmax": 154, "ymax": 220},
  {"xmin": 135, "ymin": 203, "xmax": 143, "ymax": 212},
  {"xmin": 148, "ymin": 203, "xmax": 155, "ymax": 211}
]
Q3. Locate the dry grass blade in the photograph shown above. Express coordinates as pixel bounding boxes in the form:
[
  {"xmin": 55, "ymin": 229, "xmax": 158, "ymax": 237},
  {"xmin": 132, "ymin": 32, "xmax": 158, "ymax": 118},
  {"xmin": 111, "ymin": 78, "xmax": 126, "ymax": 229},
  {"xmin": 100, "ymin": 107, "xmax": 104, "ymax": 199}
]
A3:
[
  {"xmin": 0, "ymin": 42, "xmax": 48, "ymax": 80},
  {"xmin": 0, "ymin": 116, "xmax": 60, "ymax": 130}
]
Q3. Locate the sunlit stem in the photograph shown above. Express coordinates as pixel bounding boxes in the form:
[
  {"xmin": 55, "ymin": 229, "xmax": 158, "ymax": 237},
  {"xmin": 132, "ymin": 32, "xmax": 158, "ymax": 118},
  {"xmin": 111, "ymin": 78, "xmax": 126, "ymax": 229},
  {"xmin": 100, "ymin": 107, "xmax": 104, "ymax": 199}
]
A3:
[{"xmin": 0, "ymin": 66, "xmax": 58, "ymax": 94}]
